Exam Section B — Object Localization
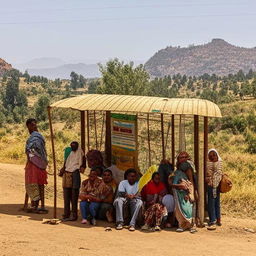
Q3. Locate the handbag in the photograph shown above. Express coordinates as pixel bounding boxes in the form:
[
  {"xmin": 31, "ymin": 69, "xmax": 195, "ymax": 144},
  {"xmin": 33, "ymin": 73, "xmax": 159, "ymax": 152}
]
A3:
[{"xmin": 220, "ymin": 174, "xmax": 232, "ymax": 193}]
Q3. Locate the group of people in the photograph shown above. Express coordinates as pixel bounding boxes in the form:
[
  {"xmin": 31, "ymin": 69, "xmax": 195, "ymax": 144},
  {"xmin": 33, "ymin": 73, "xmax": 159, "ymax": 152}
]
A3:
[{"xmin": 24, "ymin": 118, "xmax": 223, "ymax": 232}]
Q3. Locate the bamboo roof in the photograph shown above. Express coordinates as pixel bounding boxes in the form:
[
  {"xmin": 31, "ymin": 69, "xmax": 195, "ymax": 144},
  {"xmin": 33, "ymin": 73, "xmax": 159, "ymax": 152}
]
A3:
[{"xmin": 50, "ymin": 94, "xmax": 222, "ymax": 117}]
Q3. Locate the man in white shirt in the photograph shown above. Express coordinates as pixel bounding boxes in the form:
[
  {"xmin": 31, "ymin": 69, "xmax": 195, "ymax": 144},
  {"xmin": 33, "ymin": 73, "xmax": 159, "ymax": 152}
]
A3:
[
  {"xmin": 60, "ymin": 141, "xmax": 86, "ymax": 221},
  {"xmin": 114, "ymin": 169, "xmax": 142, "ymax": 231}
]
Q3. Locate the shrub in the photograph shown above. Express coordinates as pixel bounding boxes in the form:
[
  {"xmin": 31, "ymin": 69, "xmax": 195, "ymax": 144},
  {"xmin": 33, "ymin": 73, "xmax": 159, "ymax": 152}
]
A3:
[{"xmin": 245, "ymin": 130, "xmax": 256, "ymax": 154}]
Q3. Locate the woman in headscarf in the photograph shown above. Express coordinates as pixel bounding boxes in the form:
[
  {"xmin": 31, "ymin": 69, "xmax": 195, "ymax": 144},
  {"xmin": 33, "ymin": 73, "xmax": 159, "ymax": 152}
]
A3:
[
  {"xmin": 170, "ymin": 151, "xmax": 196, "ymax": 232},
  {"xmin": 206, "ymin": 149, "xmax": 223, "ymax": 230},
  {"xmin": 141, "ymin": 172, "xmax": 167, "ymax": 231},
  {"xmin": 25, "ymin": 118, "xmax": 48, "ymax": 213}
]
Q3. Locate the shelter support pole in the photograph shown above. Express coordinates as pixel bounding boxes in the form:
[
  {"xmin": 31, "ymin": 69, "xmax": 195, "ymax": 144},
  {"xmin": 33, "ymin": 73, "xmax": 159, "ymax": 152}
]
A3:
[
  {"xmin": 47, "ymin": 107, "xmax": 57, "ymax": 219},
  {"xmin": 86, "ymin": 111, "xmax": 90, "ymax": 151},
  {"xmin": 94, "ymin": 111, "xmax": 98, "ymax": 150},
  {"xmin": 194, "ymin": 115, "xmax": 204, "ymax": 226},
  {"xmin": 171, "ymin": 115, "xmax": 175, "ymax": 165},
  {"xmin": 80, "ymin": 111, "xmax": 85, "ymax": 153},
  {"xmin": 100, "ymin": 113, "xmax": 105, "ymax": 151},
  {"xmin": 105, "ymin": 111, "xmax": 112, "ymax": 166},
  {"xmin": 147, "ymin": 114, "xmax": 151, "ymax": 166},
  {"xmin": 204, "ymin": 117, "xmax": 208, "ymax": 214},
  {"xmin": 161, "ymin": 114, "xmax": 165, "ymax": 160}
]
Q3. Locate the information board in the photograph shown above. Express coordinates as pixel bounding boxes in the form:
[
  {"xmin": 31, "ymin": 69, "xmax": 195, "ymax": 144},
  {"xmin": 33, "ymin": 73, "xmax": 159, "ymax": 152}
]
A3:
[{"xmin": 111, "ymin": 113, "xmax": 138, "ymax": 171}]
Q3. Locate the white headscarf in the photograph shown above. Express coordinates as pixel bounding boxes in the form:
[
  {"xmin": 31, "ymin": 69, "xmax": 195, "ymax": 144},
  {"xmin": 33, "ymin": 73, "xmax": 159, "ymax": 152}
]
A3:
[{"xmin": 208, "ymin": 148, "xmax": 222, "ymax": 162}]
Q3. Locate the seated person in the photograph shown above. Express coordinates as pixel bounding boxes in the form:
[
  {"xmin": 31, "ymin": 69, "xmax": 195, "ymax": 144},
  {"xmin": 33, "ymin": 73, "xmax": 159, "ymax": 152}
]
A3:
[
  {"xmin": 141, "ymin": 172, "xmax": 167, "ymax": 231},
  {"xmin": 92, "ymin": 166, "xmax": 104, "ymax": 177},
  {"xmin": 107, "ymin": 164, "xmax": 124, "ymax": 184},
  {"xmin": 79, "ymin": 169, "xmax": 105, "ymax": 226},
  {"xmin": 86, "ymin": 150, "xmax": 105, "ymax": 169},
  {"xmin": 98, "ymin": 169, "xmax": 117, "ymax": 222},
  {"xmin": 158, "ymin": 159, "xmax": 175, "ymax": 227},
  {"xmin": 113, "ymin": 168, "xmax": 143, "ymax": 232},
  {"xmin": 158, "ymin": 159, "xmax": 174, "ymax": 189}
]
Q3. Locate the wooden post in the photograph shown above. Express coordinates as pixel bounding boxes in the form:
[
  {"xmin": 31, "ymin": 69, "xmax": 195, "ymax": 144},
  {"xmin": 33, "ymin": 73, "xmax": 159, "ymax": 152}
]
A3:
[
  {"xmin": 204, "ymin": 117, "xmax": 209, "ymax": 213},
  {"xmin": 48, "ymin": 107, "xmax": 57, "ymax": 219},
  {"xmin": 194, "ymin": 115, "xmax": 199, "ymax": 172},
  {"xmin": 99, "ymin": 113, "xmax": 105, "ymax": 151},
  {"xmin": 86, "ymin": 110, "xmax": 90, "ymax": 151},
  {"xmin": 147, "ymin": 114, "xmax": 151, "ymax": 166},
  {"xmin": 94, "ymin": 111, "xmax": 98, "ymax": 150},
  {"xmin": 105, "ymin": 111, "xmax": 111, "ymax": 166},
  {"xmin": 171, "ymin": 115, "xmax": 175, "ymax": 165},
  {"xmin": 80, "ymin": 111, "xmax": 85, "ymax": 153},
  {"xmin": 161, "ymin": 114, "xmax": 165, "ymax": 160},
  {"xmin": 194, "ymin": 115, "xmax": 204, "ymax": 225}
]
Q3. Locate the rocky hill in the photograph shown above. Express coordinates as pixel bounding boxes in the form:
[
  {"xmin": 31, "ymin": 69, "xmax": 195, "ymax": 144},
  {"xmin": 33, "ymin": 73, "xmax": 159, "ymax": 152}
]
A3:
[
  {"xmin": 0, "ymin": 58, "xmax": 12, "ymax": 76},
  {"xmin": 145, "ymin": 39, "xmax": 256, "ymax": 77}
]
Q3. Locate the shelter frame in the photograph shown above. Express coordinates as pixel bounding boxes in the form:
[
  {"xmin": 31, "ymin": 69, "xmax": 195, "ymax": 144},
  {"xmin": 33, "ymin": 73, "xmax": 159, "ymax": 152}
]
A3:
[{"xmin": 48, "ymin": 94, "xmax": 221, "ymax": 224}]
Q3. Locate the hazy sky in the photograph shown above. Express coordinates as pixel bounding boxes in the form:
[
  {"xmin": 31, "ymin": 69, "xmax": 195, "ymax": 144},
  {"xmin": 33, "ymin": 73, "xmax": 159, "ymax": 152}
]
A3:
[{"xmin": 0, "ymin": 0, "xmax": 256, "ymax": 64}]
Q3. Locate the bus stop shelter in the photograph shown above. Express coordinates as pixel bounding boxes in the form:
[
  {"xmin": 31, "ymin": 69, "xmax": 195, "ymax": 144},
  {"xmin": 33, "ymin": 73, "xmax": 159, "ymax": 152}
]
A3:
[{"xmin": 48, "ymin": 94, "xmax": 222, "ymax": 224}]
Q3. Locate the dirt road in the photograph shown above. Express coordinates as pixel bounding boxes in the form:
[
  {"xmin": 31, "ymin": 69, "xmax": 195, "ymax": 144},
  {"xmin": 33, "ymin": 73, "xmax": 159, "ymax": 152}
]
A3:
[{"xmin": 0, "ymin": 162, "xmax": 255, "ymax": 256}]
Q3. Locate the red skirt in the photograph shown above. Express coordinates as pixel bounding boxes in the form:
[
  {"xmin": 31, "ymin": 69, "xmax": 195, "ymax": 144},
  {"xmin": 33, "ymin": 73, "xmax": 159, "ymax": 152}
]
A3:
[{"xmin": 25, "ymin": 161, "xmax": 48, "ymax": 185}]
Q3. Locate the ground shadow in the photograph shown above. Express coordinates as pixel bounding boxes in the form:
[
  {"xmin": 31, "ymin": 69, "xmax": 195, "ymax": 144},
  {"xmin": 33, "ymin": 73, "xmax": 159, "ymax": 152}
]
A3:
[{"xmin": 0, "ymin": 203, "xmax": 115, "ymax": 230}]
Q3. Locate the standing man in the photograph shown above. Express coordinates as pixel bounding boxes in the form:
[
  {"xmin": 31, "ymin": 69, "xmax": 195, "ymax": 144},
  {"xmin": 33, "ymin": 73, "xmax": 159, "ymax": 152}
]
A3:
[
  {"xmin": 25, "ymin": 118, "xmax": 48, "ymax": 213},
  {"xmin": 60, "ymin": 141, "xmax": 86, "ymax": 221}
]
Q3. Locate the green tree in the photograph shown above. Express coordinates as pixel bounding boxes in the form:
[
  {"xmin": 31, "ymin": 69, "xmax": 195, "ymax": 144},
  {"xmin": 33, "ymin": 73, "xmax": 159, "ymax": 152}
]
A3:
[
  {"xmin": 70, "ymin": 71, "xmax": 79, "ymax": 90},
  {"xmin": 252, "ymin": 79, "xmax": 256, "ymax": 98},
  {"xmin": 88, "ymin": 79, "xmax": 100, "ymax": 94},
  {"xmin": 35, "ymin": 95, "xmax": 50, "ymax": 121},
  {"xmin": 97, "ymin": 59, "xmax": 149, "ymax": 95}
]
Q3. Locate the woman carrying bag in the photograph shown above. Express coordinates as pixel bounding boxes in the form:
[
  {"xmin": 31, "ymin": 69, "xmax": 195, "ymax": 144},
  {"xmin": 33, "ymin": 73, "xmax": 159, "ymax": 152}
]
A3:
[{"xmin": 206, "ymin": 149, "xmax": 223, "ymax": 230}]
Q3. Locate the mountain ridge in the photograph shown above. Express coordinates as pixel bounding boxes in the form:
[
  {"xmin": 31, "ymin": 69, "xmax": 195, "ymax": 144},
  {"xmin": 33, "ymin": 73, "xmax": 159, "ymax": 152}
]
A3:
[
  {"xmin": 144, "ymin": 39, "xmax": 256, "ymax": 77},
  {"xmin": 0, "ymin": 58, "xmax": 12, "ymax": 76}
]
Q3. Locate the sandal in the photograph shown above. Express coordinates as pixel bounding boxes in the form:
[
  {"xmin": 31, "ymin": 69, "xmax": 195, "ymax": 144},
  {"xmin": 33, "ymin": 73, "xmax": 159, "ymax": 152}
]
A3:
[{"xmin": 154, "ymin": 226, "xmax": 161, "ymax": 231}]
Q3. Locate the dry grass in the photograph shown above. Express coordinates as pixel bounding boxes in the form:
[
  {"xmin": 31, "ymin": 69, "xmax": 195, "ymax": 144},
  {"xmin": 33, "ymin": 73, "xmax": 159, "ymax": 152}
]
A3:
[{"xmin": 0, "ymin": 100, "xmax": 256, "ymax": 218}]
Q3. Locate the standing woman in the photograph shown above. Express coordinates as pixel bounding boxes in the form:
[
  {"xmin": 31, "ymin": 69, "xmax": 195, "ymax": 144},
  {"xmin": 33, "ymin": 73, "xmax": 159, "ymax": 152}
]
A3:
[
  {"xmin": 25, "ymin": 118, "xmax": 48, "ymax": 213},
  {"xmin": 206, "ymin": 149, "xmax": 223, "ymax": 230},
  {"xmin": 170, "ymin": 151, "xmax": 196, "ymax": 232},
  {"xmin": 141, "ymin": 172, "xmax": 167, "ymax": 231}
]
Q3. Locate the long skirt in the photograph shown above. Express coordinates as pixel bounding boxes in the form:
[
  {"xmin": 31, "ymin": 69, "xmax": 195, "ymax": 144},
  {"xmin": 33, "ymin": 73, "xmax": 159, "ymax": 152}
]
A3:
[
  {"xmin": 25, "ymin": 161, "xmax": 47, "ymax": 201},
  {"xmin": 173, "ymin": 189, "xmax": 193, "ymax": 230},
  {"xmin": 144, "ymin": 203, "xmax": 167, "ymax": 226}
]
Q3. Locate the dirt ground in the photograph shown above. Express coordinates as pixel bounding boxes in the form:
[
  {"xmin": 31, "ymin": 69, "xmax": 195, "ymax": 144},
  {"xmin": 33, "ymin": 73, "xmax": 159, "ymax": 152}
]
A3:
[{"xmin": 0, "ymin": 162, "xmax": 256, "ymax": 256}]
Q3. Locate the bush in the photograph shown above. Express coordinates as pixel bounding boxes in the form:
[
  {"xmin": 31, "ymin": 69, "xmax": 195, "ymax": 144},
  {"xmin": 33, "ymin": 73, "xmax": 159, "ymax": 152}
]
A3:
[
  {"xmin": 245, "ymin": 130, "xmax": 256, "ymax": 154},
  {"xmin": 232, "ymin": 116, "xmax": 248, "ymax": 133}
]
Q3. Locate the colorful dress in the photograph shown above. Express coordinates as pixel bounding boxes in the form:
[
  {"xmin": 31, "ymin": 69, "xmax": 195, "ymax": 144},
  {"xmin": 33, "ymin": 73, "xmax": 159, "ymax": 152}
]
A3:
[
  {"xmin": 141, "ymin": 180, "xmax": 167, "ymax": 226},
  {"xmin": 172, "ymin": 162, "xmax": 194, "ymax": 230}
]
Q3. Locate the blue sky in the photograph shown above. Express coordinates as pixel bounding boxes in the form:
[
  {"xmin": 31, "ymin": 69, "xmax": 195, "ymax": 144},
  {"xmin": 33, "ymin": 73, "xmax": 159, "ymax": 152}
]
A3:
[{"xmin": 0, "ymin": 0, "xmax": 256, "ymax": 64}]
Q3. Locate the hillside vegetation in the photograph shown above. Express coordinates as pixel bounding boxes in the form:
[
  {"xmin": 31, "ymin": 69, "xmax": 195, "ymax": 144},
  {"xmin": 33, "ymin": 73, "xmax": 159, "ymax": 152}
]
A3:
[
  {"xmin": 145, "ymin": 39, "xmax": 256, "ymax": 77},
  {"xmin": 0, "ymin": 59, "xmax": 256, "ymax": 218}
]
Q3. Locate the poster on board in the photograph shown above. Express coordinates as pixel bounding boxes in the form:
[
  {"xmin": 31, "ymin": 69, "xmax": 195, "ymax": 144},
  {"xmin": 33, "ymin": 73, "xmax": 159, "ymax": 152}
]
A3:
[{"xmin": 111, "ymin": 113, "xmax": 138, "ymax": 171}]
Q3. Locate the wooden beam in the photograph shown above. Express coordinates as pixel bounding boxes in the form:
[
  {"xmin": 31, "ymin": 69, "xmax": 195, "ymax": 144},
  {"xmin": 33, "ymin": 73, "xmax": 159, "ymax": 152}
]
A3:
[
  {"xmin": 47, "ymin": 107, "xmax": 57, "ymax": 219},
  {"xmin": 161, "ymin": 114, "xmax": 165, "ymax": 160},
  {"xmin": 194, "ymin": 115, "xmax": 204, "ymax": 226},
  {"xmin": 99, "ymin": 113, "xmax": 105, "ymax": 151},
  {"xmin": 86, "ymin": 110, "xmax": 90, "ymax": 151},
  {"xmin": 171, "ymin": 115, "xmax": 175, "ymax": 165},
  {"xmin": 94, "ymin": 111, "xmax": 98, "ymax": 150},
  {"xmin": 105, "ymin": 111, "xmax": 112, "ymax": 166},
  {"xmin": 147, "ymin": 114, "xmax": 151, "ymax": 166},
  {"xmin": 80, "ymin": 111, "xmax": 85, "ymax": 153},
  {"xmin": 194, "ymin": 115, "xmax": 199, "ymax": 172},
  {"xmin": 204, "ymin": 116, "xmax": 209, "ymax": 214}
]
